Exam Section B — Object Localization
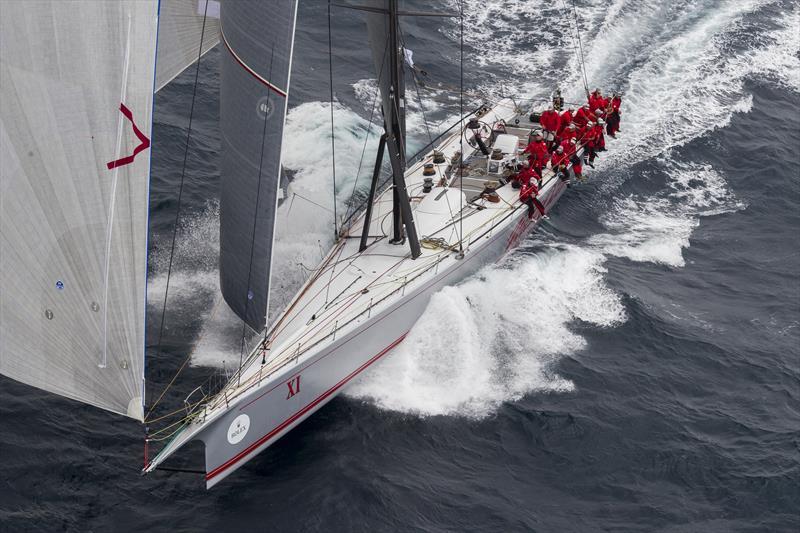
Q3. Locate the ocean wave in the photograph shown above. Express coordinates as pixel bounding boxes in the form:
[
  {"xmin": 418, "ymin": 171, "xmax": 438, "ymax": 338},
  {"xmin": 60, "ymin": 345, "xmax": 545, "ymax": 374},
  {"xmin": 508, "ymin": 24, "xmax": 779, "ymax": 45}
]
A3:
[{"xmin": 345, "ymin": 245, "xmax": 624, "ymax": 417}]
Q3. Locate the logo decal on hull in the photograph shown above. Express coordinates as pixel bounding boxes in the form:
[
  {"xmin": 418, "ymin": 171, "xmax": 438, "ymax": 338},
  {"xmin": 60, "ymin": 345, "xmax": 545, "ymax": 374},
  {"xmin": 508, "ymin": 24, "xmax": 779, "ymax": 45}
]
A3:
[
  {"xmin": 227, "ymin": 414, "xmax": 250, "ymax": 445},
  {"xmin": 286, "ymin": 375, "xmax": 301, "ymax": 399}
]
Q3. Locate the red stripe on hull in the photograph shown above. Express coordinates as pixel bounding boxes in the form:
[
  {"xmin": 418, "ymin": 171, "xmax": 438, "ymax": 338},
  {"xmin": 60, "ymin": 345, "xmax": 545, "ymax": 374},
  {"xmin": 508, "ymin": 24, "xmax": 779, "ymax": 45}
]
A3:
[{"xmin": 206, "ymin": 333, "xmax": 408, "ymax": 481}]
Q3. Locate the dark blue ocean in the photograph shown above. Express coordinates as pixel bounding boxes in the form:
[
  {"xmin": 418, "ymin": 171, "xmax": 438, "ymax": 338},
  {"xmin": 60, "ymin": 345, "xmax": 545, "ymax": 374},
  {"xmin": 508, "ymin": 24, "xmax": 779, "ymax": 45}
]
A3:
[{"xmin": 2, "ymin": 1, "xmax": 799, "ymax": 531}]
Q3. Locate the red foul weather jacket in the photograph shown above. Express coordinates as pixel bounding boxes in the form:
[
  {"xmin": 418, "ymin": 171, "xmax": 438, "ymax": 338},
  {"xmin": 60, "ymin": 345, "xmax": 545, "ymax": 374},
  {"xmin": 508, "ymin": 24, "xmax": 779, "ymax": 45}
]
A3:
[
  {"xmin": 561, "ymin": 139, "xmax": 577, "ymax": 158},
  {"xmin": 560, "ymin": 128, "xmax": 577, "ymax": 142},
  {"xmin": 516, "ymin": 166, "xmax": 538, "ymax": 187},
  {"xmin": 589, "ymin": 94, "xmax": 608, "ymax": 112},
  {"xmin": 551, "ymin": 151, "xmax": 569, "ymax": 168},
  {"xmin": 523, "ymin": 140, "xmax": 548, "ymax": 161},
  {"xmin": 587, "ymin": 124, "xmax": 605, "ymax": 148},
  {"xmin": 573, "ymin": 107, "xmax": 596, "ymax": 128},
  {"xmin": 558, "ymin": 110, "xmax": 573, "ymax": 133},
  {"xmin": 540, "ymin": 110, "xmax": 561, "ymax": 132},
  {"xmin": 519, "ymin": 181, "xmax": 539, "ymax": 201}
]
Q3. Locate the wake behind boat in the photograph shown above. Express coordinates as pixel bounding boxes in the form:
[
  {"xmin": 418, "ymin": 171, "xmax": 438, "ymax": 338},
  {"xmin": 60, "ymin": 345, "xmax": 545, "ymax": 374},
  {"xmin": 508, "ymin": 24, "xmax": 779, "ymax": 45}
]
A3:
[{"xmin": 0, "ymin": 0, "xmax": 620, "ymax": 489}]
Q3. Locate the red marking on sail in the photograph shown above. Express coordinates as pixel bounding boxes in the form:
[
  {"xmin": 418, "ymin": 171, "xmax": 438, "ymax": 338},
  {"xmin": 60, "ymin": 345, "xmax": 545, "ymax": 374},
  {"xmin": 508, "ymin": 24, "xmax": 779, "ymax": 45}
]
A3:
[
  {"xmin": 220, "ymin": 24, "xmax": 287, "ymax": 97},
  {"xmin": 106, "ymin": 103, "xmax": 150, "ymax": 170}
]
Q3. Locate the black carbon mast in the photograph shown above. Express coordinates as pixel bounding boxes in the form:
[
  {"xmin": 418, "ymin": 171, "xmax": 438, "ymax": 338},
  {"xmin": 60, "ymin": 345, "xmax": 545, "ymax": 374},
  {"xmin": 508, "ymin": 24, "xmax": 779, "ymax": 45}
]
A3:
[
  {"xmin": 336, "ymin": 1, "xmax": 456, "ymax": 257},
  {"xmin": 340, "ymin": 0, "xmax": 421, "ymax": 258}
]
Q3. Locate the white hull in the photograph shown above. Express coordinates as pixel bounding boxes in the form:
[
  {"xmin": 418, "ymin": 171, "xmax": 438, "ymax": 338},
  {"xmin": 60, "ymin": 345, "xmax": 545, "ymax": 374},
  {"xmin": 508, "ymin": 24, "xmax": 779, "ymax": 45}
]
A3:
[{"xmin": 145, "ymin": 98, "xmax": 573, "ymax": 487}]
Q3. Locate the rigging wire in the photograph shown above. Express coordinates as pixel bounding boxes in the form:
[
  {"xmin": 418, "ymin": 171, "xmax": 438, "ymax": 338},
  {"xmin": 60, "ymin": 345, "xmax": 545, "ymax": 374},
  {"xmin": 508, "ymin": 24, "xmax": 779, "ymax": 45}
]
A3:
[
  {"xmin": 569, "ymin": 0, "xmax": 591, "ymax": 96},
  {"xmin": 238, "ymin": 44, "xmax": 278, "ymax": 386},
  {"xmin": 343, "ymin": 34, "xmax": 390, "ymax": 224},
  {"xmin": 146, "ymin": 0, "xmax": 210, "ymax": 422},
  {"xmin": 458, "ymin": 0, "xmax": 464, "ymax": 252},
  {"xmin": 397, "ymin": 27, "xmax": 433, "ymax": 146},
  {"xmin": 328, "ymin": 1, "xmax": 339, "ymax": 237}
]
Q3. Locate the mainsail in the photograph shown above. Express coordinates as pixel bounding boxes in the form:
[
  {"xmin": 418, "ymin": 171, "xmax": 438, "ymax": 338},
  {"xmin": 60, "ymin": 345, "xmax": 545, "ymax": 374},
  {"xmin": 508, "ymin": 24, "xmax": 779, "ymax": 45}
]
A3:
[
  {"xmin": 0, "ymin": 0, "xmax": 159, "ymax": 420},
  {"xmin": 218, "ymin": 0, "xmax": 299, "ymax": 330}
]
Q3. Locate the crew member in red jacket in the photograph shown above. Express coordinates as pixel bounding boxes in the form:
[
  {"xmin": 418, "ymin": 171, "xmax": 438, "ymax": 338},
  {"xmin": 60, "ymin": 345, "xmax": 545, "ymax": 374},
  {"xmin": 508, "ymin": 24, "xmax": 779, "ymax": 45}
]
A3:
[
  {"xmin": 588, "ymin": 88, "xmax": 607, "ymax": 113},
  {"xmin": 573, "ymin": 104, "xmax": 595, "ymax": 129},
  {"xmin": 539, "ymin": 106, "xmax": 561, "ymax": 150},
  {"xmin": 523, "ymin": 131, "xmax": 548, "ymax": 164},
  {"xmin": 550, "ymin": 145, "xmax": 571, "ymax": 185},
  {"xmin": 529, "ymin": 150, "xmax": 547, "ymax": 181},
  {"xmin": 558, "ymin": 107, "xmax": 574, "ymax": 134},
  {"xmin": 577, "ymin": 120, "xmax": 594, "ymax": 145},
  {"xmin": 563, "ymin": 138, "xmax": 584, "ymax": 181},
  {"xmin": 513, "ymin": 159, "xmax": 539, "ymax": 188},
  {"xmin": 519, "ymin": 180, "xmax": 547, "ymax": 220},
  {"xmin": 561, "ymin": 123, "xmax": 577, "ymax": 143},
  {"xmin": 594, "ymin": 118, "xmax": 606, "ymax": 151},
  {"xmin": 584, "ymin": 120, "xmax": 605, "ymax": 167},
  {"xmin": 606, "ymin": 92, "xmax": 622, "ymax": 136}
]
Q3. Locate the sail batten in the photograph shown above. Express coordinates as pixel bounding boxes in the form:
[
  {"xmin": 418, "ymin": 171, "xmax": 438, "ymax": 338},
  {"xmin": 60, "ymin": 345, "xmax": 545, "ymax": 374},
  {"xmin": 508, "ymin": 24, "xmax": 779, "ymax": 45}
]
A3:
[{"xmin": 0, "ymin": 0, "xmax": 158, "ymax": 420}]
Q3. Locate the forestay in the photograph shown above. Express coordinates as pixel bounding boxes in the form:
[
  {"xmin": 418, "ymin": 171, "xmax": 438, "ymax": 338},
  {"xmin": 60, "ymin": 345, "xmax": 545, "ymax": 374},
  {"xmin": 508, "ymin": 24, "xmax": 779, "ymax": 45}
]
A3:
[
  {"xmin": 0, "ymin": 0, "xmax": 158, "ymax": 420},
  {"xmin": 218, "ymin": 0, "xmax": 299, "ymax": 331},
  {"xmin": 155, "ymin": 0, "xmax": 222, "ymax": 92}
]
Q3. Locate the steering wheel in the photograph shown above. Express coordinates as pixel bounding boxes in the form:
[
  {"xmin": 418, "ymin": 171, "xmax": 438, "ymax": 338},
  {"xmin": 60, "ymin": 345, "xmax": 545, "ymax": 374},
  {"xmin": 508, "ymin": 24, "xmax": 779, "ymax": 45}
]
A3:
[{"xmin": 465, "ymin": 121, "xmax": 493, "ymax": 149}]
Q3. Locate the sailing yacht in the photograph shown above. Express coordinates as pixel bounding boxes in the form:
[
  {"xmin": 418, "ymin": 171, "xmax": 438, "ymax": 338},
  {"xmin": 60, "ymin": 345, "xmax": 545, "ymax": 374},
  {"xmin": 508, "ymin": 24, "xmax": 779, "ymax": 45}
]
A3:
[{"xmin": 1, "ymin": 0, "xmax": 590, "ymax": 488}]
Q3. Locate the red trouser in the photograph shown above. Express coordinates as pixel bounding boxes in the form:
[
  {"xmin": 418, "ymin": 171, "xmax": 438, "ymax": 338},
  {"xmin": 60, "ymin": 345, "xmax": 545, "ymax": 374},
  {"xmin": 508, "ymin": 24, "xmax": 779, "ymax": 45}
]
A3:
[
  {"xmin": 607, "ymin": 112, "xmax": 620, "ymax": 135},
  {"xmin": 524, "ymin": 196, "xmax": 547, "ymax": 218}
]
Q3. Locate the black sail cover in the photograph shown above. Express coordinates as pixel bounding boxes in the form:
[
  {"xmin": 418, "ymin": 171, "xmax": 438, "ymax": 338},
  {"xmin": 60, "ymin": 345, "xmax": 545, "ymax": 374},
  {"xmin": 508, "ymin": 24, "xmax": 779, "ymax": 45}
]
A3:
[{"xmin": 219, "ymin": 0, "xmax": 298, "ymax": 330}]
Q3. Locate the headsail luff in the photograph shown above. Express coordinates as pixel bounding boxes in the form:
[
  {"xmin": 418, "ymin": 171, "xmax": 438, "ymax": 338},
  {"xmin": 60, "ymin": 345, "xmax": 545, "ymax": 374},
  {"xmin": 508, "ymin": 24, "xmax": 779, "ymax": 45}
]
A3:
[
  {"xmin": 218, "ymin": 0, "xmax": 299, "ymax": 331},
  {"xmin": 156, "ymin": 0, "xmax": 222, "ymax": 92},
  {"xmin": 0, "ymin": 0, "xmax": 159, "ymax": 420}
]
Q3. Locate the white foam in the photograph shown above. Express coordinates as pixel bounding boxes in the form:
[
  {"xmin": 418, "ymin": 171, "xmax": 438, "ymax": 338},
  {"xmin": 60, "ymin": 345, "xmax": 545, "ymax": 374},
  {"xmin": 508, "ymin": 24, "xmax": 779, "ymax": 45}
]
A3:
[
  {"xmin": 583, "ymin": 0, "xmax": 790, "ymax": 168},
  {"xmin": 270, "ymin": 101, "xmax": 378, "ymax": 316},
  {"xmin": 589, "ymin": 160, "xmax": 745, "ymax": 267},
  {"xmin": 346, "ymin": 245, "xmax": 624, "ymax": 417},
  {"xmin": 739, "ymin": 7, "xmax": 800, "ymax": 93}
]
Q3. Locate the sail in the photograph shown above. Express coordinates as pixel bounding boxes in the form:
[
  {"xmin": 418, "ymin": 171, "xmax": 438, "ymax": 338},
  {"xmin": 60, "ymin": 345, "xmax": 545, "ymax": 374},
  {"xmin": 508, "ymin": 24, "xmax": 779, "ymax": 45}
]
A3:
[
  {"xmin": 0, "ymin": 1, "xmax": 158, "ymax": 420},
  {"xmin": 218, "ymin": 0, "xmax": 299, "ymax": 330},
  {"xmin": 155, "ymin": 0, "xmax": 222, "ymax": 92}
]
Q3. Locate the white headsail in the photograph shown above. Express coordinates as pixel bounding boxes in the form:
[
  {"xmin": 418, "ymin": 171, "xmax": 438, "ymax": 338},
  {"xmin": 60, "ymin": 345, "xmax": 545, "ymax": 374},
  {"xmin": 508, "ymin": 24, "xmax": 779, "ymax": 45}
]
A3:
[
  {"xmin": 0, "ymin": 0, "xmax": 159, "ymax": 420},
  {"xmin": 156, "ymin": 0, "xmax": 222, "ymax": 92}
]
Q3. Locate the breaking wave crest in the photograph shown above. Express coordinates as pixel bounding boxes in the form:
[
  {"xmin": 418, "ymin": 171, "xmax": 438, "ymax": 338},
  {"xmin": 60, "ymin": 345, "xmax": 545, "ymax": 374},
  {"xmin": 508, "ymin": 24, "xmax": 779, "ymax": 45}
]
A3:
[
  {"xmin": 346, "ymin": 246, "xmax": 624, "ymax": 417},
  {"xmin": 590, "ymin": 160, "xmax": 746, "ymax": 267}
]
